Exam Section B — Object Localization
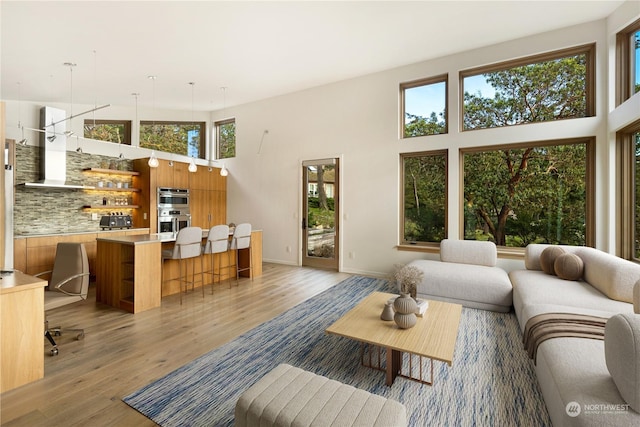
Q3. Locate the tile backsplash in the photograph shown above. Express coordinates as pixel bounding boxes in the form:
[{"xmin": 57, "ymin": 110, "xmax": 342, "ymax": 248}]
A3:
[{"xmin": 13, "ymin": 145, "xmax": 135, "ymax": 235}]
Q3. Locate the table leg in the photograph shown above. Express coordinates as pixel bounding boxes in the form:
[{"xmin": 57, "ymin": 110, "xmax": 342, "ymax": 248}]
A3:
[{"xmin": 386, "ymin": 348, "xmax": 402, "ymax": 386}]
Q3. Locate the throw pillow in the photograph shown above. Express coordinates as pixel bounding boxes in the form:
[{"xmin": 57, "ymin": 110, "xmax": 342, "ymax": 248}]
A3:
[
  {"xmin": 540, "ymin": 246, "xmax": 565, "ymax": 275},
  {"xmin": 605, "ymin": 313, "xmax": 640, "ymax": 412},
  {"xmin": 554, "ymin": 253, "xmax": 584, "ymax": 281}
]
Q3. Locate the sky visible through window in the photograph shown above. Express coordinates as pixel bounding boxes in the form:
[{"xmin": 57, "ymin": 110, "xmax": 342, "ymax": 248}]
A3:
[
  {"xmin": 404, "ymin": 82, "xmax": 446, "ymax": 123},
  {"xmin": 404, "ymin": 77, "xmax": 496, "ymax": 122}
]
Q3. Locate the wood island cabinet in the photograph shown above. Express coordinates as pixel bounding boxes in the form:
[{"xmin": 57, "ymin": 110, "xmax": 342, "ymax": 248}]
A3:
[{"xmin": 96, "ymin": 236, "xmax": 162, "ymax": 313}]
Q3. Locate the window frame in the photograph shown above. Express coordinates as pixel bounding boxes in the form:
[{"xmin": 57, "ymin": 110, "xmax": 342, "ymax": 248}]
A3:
[
  {"xmin": 616, "ymin": 18, "xmax": 640, "ymax": 106},
  {"xmin": 459, "ymin": 43, "xmax": 596, "ymax": 132},
  {"xmin": 83, "ymin": 119, "xmax": 132, "ymax": 145},
  {"xmin": 459, "ymin": 137, "xmax": 595, "ymax": 251},
  {"xmin": 399, "ymin": 74, "xmax": 448, "ymax": 139},
  {"xmin": 215, "ymin": 118, "xmax": 236, "ymax": 159},
  {"xmin": 399, "ymin": 149, "xmax": 449, "ymax": 249},
  {"xmin": 139, "ymin": 120, "xmax": 206, "ymax": 159},
  {"xmin": 617, "ymin": 119, "xmax": 640, "ymax": 260}
]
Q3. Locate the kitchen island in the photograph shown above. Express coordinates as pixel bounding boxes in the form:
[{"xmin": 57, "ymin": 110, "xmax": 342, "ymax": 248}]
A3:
[{"xmin": 95, "ymin": 230, "xmax": 262, "ymax": 313}]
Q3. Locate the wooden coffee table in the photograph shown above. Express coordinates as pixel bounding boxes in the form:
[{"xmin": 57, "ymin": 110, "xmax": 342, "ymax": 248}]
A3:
[{"xmin": 325, "ymin": 291, "xmax": 462, "ymax": 386}]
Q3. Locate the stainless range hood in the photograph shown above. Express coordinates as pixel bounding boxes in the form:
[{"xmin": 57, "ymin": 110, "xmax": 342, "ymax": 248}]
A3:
[{"xmin": 23, "ymin": 106, "xmax": 94, "ymax": 189}]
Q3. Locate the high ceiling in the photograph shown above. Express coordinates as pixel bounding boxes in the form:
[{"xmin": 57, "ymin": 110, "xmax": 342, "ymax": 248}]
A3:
[{"xmin": 0, "ymin": 1, "xmax": 625, "ymax": 112}]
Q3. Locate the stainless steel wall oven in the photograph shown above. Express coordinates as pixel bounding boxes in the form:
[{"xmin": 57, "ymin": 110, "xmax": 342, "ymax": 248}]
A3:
[{"xmin": 157, "ymin": 188, "xmax": 191, "ymax": 233}]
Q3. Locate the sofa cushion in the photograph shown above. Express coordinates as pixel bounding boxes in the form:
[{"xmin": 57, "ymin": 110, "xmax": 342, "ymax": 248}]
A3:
[
  {"xmin": 605, "ymin": 313, "xmax": 640, "ymax": 412},
  {"xmin": 524, "ymin": 244, "xmax": 640, "ymax": 304},
  {"xmin": 439, "ymin": 239, "xmax": 497, "ymax": 267},
  {"xmin": 536, "ymin": 337, "xmax": 638, "ymax": 427},
  {"xmin": 554, "ymin": 253, "xmax": 584, "ymax": 281},
  {"xmin": 509, "ymin": 270, "xmax": 633, "ymax": 331},
  {"xmin": 540, "ymin": 246, "xmax": 566, "ymax": 275},
  {"xmin": 575, "ymin": 247, "xmax": 640, "ymax": 304},
  {"xmin": 409, "ymin": 259, "xmax": 512, "ymax": 312}
]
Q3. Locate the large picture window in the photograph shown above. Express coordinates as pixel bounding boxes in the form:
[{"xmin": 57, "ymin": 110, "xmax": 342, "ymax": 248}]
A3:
[
  {"xmin": 216, "ymin": 118, "xmax": 236, "ymax": 159},
  {"xmin": 400, "ymin": 150, "xmax": 447, "ymax": 245},
  {"xmin": 83, "ymin": 119, "xmax": 131, "ymax": 145},
  {"xmin": 400, "ymin": 75, "xmax": 447, "ymax": 138},
  {"xmin": 139, "ymin": 121, "xmax": 205, "ymax": 158},
  {"xmin": 617, "ymin": 120, "xmax": 640, "ymax": 260},
  {"xmin": 462, "ymin": 139, "xmax": 594, "ymax": 248},
  {"xmin": 616, "ymin": 18, "xmax": 640, "ymax": 105},
  {"xmin": 461, "ymin": 44, "xmax": 594, "ymax": 131}
]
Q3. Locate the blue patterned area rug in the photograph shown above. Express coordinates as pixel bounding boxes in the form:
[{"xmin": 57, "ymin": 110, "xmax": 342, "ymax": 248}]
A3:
[{"xmin": 123, "ymin": 275, "xmax": 551, "ymax": 426}]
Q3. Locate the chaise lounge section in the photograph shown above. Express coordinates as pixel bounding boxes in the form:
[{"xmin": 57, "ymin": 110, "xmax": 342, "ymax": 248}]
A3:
[
  {"xmin": 509, "ymin": 244, "xmax": 640, "ymax": 426},
  {"xmin": 407, "ymin": 239, "xmax": 513, "ymax": 312}
]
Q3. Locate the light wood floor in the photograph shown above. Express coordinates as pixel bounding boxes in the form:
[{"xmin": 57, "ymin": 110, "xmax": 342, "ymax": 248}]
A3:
[{"xmin": 0, "ymin": 263, "xmax": 352, "ymax": 426}]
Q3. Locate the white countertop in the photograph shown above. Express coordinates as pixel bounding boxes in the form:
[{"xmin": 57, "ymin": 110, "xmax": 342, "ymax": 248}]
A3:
[{"xmin": 96, "ymin": 229, "xmax": 261, "ymax": 245}]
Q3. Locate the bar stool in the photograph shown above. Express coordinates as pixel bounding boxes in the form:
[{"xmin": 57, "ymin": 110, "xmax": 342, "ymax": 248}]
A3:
[
  {"xmin": 230, "ymin": 223, "xmax": 253, "ymax": 283},
  {"xmin": 202, "ymin": 224, "xmax": 230, "ymax": 292},
  {"xmin": 162, "ymin": 226, "xmax": 204, "ymax": 304}
]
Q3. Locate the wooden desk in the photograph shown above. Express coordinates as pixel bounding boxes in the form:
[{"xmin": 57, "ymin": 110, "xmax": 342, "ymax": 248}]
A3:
[{"xmin": 0, "ymin": 270, "xmax": 47, "ymax": 393}]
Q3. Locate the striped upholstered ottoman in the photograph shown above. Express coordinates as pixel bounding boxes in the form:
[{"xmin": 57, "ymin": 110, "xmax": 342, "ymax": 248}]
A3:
[{"xmin": 235, "ymin": 364, "xmax": 407, "ymax": 427}]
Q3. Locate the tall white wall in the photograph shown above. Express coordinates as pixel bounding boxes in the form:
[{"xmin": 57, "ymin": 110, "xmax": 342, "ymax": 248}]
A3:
[
  {"xmin": 4, "ymin": 2, "xmax": 638, "ymax": 277},
  {"xmin": 213, "ymin": 17, "xmax": 638, "ymax": 276}
]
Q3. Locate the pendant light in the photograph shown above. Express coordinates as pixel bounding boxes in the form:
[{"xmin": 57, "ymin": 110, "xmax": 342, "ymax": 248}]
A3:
[
  {"xmin": 64, "ymin": 62, "xmax": 76, "ymax": 137},
  {"xmin": 187, "ymin": 81, "xmax": 197, "ymax": 173},
  {"xmin": 148, "ymin": 151, "xmax": 159, "ymax": 168},
  {"xmin": 17, "ymin": 82, "xmax": 27, "ymax": 145},
  {"xmin": 218, "ymin": 86, "xmax": 229, "ymax": 177},
  {"xmin": 147, "ymin": 75, "xmax": 159, "ymax": 168}
]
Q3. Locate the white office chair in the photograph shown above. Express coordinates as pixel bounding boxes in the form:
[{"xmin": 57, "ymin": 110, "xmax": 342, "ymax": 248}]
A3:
[
  {"xmin": 162, "ymin": 226, "xmax": 204, "ymax": 304},
  {"xmin": 36, "ymin": 242, "xmax": 90, "ymax": 356},
  {"xmin": 202, "ymin": 224, "xmax": 230, "ymax": 292},
  {"xmin": 229, "ymin": 223, "xmax": 253, "ymax": 283}
]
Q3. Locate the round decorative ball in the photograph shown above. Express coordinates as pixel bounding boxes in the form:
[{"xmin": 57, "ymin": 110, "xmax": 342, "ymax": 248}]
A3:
[
  {"xmin": 394, "ymin": 312, "xmax": 417, "ymax": 329},
  {"xmin": 394, "ymin": 293, "xmax": 418, "ymax": 314},
  {"xmin": 393, "ymin": 293, "xmax": 417, "ymax": 329},
  {"xmin": 540, "ymin": 246, "xmax": 566, "ymax": 275},
  {"xmin": 554, "ymin": 253, "xmax": 584, "ymax": 281}
]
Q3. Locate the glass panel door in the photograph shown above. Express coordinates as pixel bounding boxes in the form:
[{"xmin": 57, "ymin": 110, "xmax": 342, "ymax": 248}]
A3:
[{"xmin": 302, "ymin": 159, "xmax": 339, "ymax": 270}]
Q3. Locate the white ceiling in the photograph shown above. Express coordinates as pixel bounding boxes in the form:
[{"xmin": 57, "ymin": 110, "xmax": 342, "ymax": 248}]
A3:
[{"xmin": 0, "ymin": 1, "xmax": 625, "ymax": 112}]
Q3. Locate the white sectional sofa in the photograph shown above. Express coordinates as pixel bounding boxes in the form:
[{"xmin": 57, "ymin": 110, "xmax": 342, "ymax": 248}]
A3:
[
  {"xmin": 509, "ymin": 244, "xmax": 640, "ymax": 426},
  {"xmin": 407, "ymin": 239, "xmax": 513, "ymax": 312}
]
